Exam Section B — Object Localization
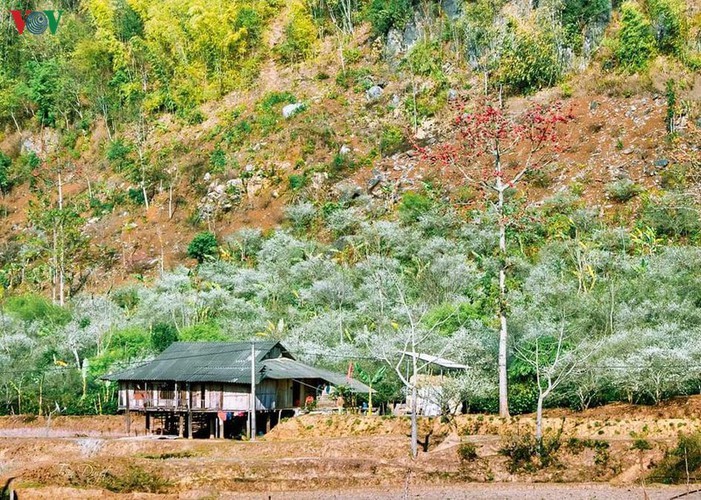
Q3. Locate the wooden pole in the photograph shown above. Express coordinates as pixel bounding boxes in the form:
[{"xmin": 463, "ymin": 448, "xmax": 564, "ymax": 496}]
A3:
[
  {"xmin": 209, "ymin": 414, "xmax": 214, "ymax": 439},
  {"xmin": 250, "ymin": 342, "xmax": 257, "ymax": 441},
  {"xmin": 145, "ymin": 412, "xmax": 150, "ymax": 435},
  {"xmin": 178, "ymin": 415, "xmax": 184, "ymax": 438},
  {"xmin": 125, "ymin": 383, "xmax": 131, "ymax": 435},
  {"xmin": 187, "ymin": 383, "xmax": 193, "ymax": 439}
]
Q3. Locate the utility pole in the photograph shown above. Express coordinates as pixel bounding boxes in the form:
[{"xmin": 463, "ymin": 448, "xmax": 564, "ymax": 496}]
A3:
[{"xmin": 250, "ymin": 341, "xmax": 257, "ymax": 441}]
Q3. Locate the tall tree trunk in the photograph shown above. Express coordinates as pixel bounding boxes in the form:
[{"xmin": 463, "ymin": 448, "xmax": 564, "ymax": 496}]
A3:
[
  {"xmin": 497, "ymin": 170, "xmax": 510, "ymax": 418},
  {"xmin": 410, "ymin": 383, "xmax": 418, "ymax": 459},
  {"xmin": 410, "ymin": 350, "xmax": 418, "ymax": 458}
]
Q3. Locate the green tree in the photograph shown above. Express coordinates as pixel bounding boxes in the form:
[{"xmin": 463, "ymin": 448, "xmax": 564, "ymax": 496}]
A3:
[
  {"xmin": 616, "ymin": 2, "xmax": 656, "ymax": 71},
  {"xmin": 151, "ymin": 323, "xmax": 179, "ymax": 352}
]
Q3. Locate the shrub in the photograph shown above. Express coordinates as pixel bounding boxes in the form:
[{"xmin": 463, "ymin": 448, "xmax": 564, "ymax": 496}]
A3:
[
  {"xmin": 127, "ymin": 187, "xmax": 146, "ymax": 205},
  {"xmin": 4, "ymin": 293, "xmax": 70, "ymax": 324},
  {"xmin": 0, "ymin": 152, "xmax": 11, "ymax": 194},
  {"xmin": 209, "ymin": 146, "xmax": 227, "ymax": 173},
  {"xmin": 100, "ymin": 465, "xmax": 171, "ymax": 493},
  {"xmin": 499, "ymin": 434, "xmax": 560, "ymax": 472},
  {"xmin": 561, "ymin": 0, "xmax": 613, "ymax": 52},
  {"xmin": 379, "ymin": 125, "xmax": 406, "ymax": 157},
  {"xmin": 457, "ymin": 442, "xmax": 478, "ymax": 462},
  {"xmin": 106, "ymin": 139, "xmax": 135, "ymax": 173},
  {"xmin": 288, "ymin": 174, "xmax": 307, "ymax": 190},
  {"xmin": 277, "ymin": 4, "xmax": 317, "ymax": 63},
  {"xmin": 187, "ymin": 232, "xmax": 219, "ymax": 263},
  {"xmin": 632, "ymin": 438, "xmax": 653, "ymax": 450},
  {"xmin": 615, "ymin": 2, "xmax": 656, "ymax": 71},
  {"xmin": 285, "ymin": 201, "xmax": 316, "ymax": 229},
  {"xmin": 644, "ymin": 0, "xmax": 686, "ymax": 54},
  {"xmin": 399, "ymin": 191, "xmax": 433, "ymax": 223},
  {"xmin": 151, "ymin": 323, "xmax": 178, "ymax": 353},
  {"xmin": 497, "ymin": 24, "xmax": 561, "ymax": 94},
  {"xmin": 650, "ymin": 433, "xmax": 701, "ymax": 483},
  {"xmin": 605, "ymin": 178, "xmax": 643, "ymax": 202},
  {"xmin": 179, "ymin": 322, "xmax": 227, "ymax": 341},
  {"xmin": 641, "ymin": 193, "xmax": 701, "ymax": 238},
  {"xmin": 405, "ymin": 40, "xmax": 445, "ymax": 81},
  {"xmin": 365, "ymin": 0, "xmax": 413, "ymax": 36}
]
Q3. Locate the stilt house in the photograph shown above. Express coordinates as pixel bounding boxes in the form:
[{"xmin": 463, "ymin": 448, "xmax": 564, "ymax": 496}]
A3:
[{"xmin": 103, "ymin": 341, "xmax": 370, "ymax": 438}]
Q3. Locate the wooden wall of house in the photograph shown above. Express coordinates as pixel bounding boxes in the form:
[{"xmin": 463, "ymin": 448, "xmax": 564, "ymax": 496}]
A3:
[{"xmin": 118, "ymin": 379, "xmax": 302, "ymax": 411}]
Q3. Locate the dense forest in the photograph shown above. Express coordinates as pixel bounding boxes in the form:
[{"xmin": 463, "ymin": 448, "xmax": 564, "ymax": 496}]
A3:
[{"xmin": 0, "ymin": 0, "xmax": 700, "ymax": 417}]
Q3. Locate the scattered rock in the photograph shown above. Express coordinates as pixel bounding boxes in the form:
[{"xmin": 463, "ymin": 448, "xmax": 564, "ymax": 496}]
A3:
[
  {"xmin": 622, "ymin": 147, "xmax": 635, "ymax": 155},
  {"xmin": 366, "ymin": 85, "xmax": 384, "ymax": 102},
  {"xmin": 447, "ymin": 89, "xmax": 458, "ymax": 101},
  {"xmin": 312, "ymin": 172, "xmax": 328, "ymax": 190},
  {"xmin": 339, "ymin": 145, "xmax": 351, "ymax": 155},
  {"xmin": 367, "ymin": 169, "xmax": 384, "ymax": 192},
  {"xmin": 589, "ymin": 101, "xmax": 599, "ymax": 111},
  {"xmin": 282, "ymin": 102, "xmax": 305, "ymax": 119},
  {"xmin": 390, "ymin": 94, "xmax": 401, "ymax": 108},
  {"xmin": 654, "ymin": 158, "xmax": 670, "ymax": 168}
]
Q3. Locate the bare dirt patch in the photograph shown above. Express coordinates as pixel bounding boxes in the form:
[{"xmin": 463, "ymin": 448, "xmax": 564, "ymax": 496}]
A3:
[{"xmin": 3, "ymin": 398, "xmax": 701, "ymax": 497}]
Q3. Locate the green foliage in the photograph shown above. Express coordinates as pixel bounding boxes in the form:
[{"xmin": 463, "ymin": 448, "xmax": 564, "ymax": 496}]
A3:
[
  {"xmin": 457, "ymin": 442, "xmax": 478, "ymax": 462},
  {"xmin": 605, "ymin": 178, "xmax": 643, "ymax": 202},
  {"xmin": 641, "ymin": 194, "xmax": 701, "ymax": 239},
  {"xmin": 499, "ymin": 434, "xmax": 560, "ymax": 472},
  {"xmin": 423, "ymin": 302, "xmax": 481, "ymax": 335},
  {"xmin": 615, "ymin": 2, "xmax": 656, "ymax": 71},
  {"xmin": 632, "ymin": 438, "xmax": 653, "ymax": 450},
  {"xmin": 497, "ymin": 23, "xmax": 562, "ymax": 94},
  {"xmin": 644, "ymin": 0, "xmax": 686, "ymax": 54},
  {"xmin": 561, "ymin": 0, "xmax": 612, "ymax": 52},
  {"xmin": 288, "ymin": 174, "xmax": 307, "ymax": 190},
  {"xmin": 179, "ymin": 322, "xmax": 228, "ymax": 341},
  {"xmin": 405, "ymin": 40, "xmax": 445, "ymax": 82},
  {"xmin": 106, "ymin": 139, "xmax": 135, "ymax": 173},
  {"xmin": 379, "ymin": 125, "xmax": 407, "ymax": 157},
  {"xmin": 187, "ymin": 232, "xmax": 219, "ymax": 263},
  {"xmin": 100, "ymin": 465, "xmax": 172, "ymax": 493},
  {"xmin": 650, "ymin": 433, "xmax": 701, "ymax": 483},
  {"xmin": 276, "ymin": 4, "xmax": 317, "ymax": 63},
  {"xmin": 398, "ymin": 192, "xmax": 433, "ymax": 223},
  {"xmin": 151, "ymin": 323, "xmax": 179, "ymax": 353},
  {"xmin": 365, "ymin": 0, "xmax": 413, "ymax": 36},
  {"xmin": 127, "ymin": 187, "xmax": 147, "ymax": 206},
  {"xmin": 335, "ymin": 67, "xmax": 372, "ymax": 91},
  {"xmin": 4, "ymin": 294, "xmax": 70, "ymax": 325},
  {"xmin": 209, "ymin": 146, "xmax": 227, "ymax": 173},
  {"xmin": 0, "ymin": 152, "xmax": 12, "ymax": 194}
]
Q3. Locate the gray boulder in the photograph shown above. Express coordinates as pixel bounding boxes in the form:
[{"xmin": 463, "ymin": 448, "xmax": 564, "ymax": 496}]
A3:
[{"xmin": 282, "ymin": 102, "xmax": 305, "ymax": 118}]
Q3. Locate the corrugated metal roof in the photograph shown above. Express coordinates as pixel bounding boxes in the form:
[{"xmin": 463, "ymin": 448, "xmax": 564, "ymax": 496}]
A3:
[
  {"xmin": 102, "ymin": 341, "xmax": 372, "ymax": 392},
  {"xmin": 103, "ymin": 341, "xmax": 283, "ymax": 383},
  {"xmin": 401, "ymin": 351, "xmax": 468, "ymax": 370},
  {"xmin": 261, "ymin": 358, "xmax": 372, "ymax": 393}
]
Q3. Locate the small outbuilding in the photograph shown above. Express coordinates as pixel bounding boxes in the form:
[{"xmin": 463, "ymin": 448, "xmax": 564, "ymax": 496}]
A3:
[{"xmin": 103, "ymin": 341, "xmax": 370, "ymax": 438}]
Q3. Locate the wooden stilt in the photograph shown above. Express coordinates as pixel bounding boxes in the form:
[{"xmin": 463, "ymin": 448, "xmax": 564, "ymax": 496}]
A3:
[
  {"xmin": 265, "ymin": 412, "xmax": 271, "ymax": 433},
  {"xmin": 178, "ymin": 414, "xmax": 184, "ymax": 438},
  {"xmin": 125, "ymin": 383, "xmax": 131, "ymax": 435},
  {"xmin": 145, "ymin": 412, "xmax": 150, "ymax": 435},
  {"xmin": 209, "ymin": 414, "xmax": 214, "ymax": 439},
  {"xmin": 219, "ymin": 417, "xmax": 224, "ymax": 439},
  {"xmin": 187, "ymin": 383, "xmax": 193, "ymax": 439}
]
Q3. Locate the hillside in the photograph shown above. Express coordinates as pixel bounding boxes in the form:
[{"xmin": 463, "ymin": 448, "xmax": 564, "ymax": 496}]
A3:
[
  {"xmin": 0, "ymin": 0, "xmax": 699, "ymax": 293},
  {"xmin": 1, "ymin": 0, "xmax": 701, "ymax": 440}
]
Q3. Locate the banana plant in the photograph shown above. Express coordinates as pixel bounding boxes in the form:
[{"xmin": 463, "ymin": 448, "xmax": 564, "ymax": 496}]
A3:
[{"xmin": 354, "ymin": 363, "xmax": 386, "ymax": 416}]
